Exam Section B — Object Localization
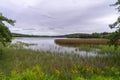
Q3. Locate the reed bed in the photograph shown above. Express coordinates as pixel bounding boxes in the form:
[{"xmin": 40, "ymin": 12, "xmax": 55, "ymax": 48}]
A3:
[{"xmin": 55, "ymin": 39, "xmax": 120, "ymax": 45}]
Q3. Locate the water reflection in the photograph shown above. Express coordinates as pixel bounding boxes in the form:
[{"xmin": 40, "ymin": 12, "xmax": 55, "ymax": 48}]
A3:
[{"xmin": 12, "ymin": 37, "xmax": 98, "ymax": 56}]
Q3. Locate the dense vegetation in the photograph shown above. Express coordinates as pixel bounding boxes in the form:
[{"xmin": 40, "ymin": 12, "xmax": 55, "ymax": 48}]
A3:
[
  {"xmin": 64, "ymin": 32, "xmax": 111, "ymax": 38},
  {"xmin": 55, "ymin": 39, "xmax": 110, "ymax": 45},
  {"xmin": 109, "ymin": 0, "xmax": 120, "ymax": 45},
  {"xmin": 0, "ymin": 43, "xmax": 120, "ymax": 80},
  {"xmin": 0, "ymin": 13, "xmax": 15, "ymax": 46}
]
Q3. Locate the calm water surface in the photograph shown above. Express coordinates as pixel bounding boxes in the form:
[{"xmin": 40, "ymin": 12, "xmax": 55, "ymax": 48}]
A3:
[{"xmin": 12, "ymin": 37, "xmax": 97, "ymax": 56}]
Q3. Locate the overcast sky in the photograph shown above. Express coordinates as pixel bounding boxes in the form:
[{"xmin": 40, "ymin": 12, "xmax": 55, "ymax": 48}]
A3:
[{"xmin": 0, "ymin": 0, "xmax": 119, "ymax": 35}]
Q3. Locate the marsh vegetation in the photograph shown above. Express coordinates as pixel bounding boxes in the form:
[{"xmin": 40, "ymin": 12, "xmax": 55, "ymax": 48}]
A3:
[{"xmin": 0, "ymin": 38, "xmax": 120, "ymax": 80}]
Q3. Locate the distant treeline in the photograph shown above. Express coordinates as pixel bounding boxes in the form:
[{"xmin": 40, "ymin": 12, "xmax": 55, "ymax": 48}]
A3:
[
  {"xmin": 12, "ymin": 33, "xmax": 40, "ymax": 37},
  {"xmin": 64, "ymin": 32, "xmax": 111, "ymax": 39},
  {"xmin": 12, "ymin": 33, "xmax": 64, "ymax": 37},
  {"xmin": 12, "ymin": 32, "xmax": 112, "ymax": 39}
]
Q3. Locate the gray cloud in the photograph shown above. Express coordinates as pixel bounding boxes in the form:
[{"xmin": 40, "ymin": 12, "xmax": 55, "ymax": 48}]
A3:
[{"xmin": 0, "ymin": 0, "xmax": 119, "ymax": 35}]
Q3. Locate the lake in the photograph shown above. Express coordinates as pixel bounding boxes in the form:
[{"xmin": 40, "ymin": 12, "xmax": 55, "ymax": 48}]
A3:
[{"xmin": 12, "ymin": 37, "xmax": 98, "ymax": 56}]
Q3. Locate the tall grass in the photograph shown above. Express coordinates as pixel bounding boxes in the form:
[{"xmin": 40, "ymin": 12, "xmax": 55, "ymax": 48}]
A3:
[
  {"xmin": 55, "ymin": 39, "xmax": 110, "ymax": 45},
  {"xmin": 0, "ymin": 42, "xmax": 120, "ymax": 80},
  {"xmin": 55, "ymin": 39, "xmax": 120, "ymax": 45}
]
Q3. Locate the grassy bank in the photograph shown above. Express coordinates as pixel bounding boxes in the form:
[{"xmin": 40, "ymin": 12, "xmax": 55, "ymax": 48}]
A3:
[{"xmin": 0, "ymin": 43, "xmax": 120, "ymax": 80}]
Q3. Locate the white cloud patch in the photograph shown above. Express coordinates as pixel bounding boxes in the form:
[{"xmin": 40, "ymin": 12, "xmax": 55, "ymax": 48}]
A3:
[{"xmin": 0, "ymin": 0, "xmax": 119, "ymax": 35}]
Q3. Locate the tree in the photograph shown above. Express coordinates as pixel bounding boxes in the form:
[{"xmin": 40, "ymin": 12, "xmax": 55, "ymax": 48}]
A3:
[
  {"xmin": 109, "ymin": 0, "xmax": 120, "ymax": 46},
  {"xmin": 0, "ymin": 13, "xmax": 15, "ymax": 46}
]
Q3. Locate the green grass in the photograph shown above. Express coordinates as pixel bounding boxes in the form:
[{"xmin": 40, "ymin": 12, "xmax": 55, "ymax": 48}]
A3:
[
  {"xmin": 0, "ymin": 42, "xmax": 120, "ymax": 80},
  {"xmin": 78, "ymin": 44, "xmax": 120, "ymax": 55},
  {"xmin": 1, "ymin": 65, "xmax": 120, "ymax": 80}
]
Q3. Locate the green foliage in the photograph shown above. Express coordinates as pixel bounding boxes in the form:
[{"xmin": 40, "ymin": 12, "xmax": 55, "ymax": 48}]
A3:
[
  {"xmin": 0, "ymin": 43, "xmax": 120, "ymax": 80},
  {"xmin": 109, "ymin": 29, "xmax": 120, "ymax": 46},
  {"xmin": 65, "ymin": 32, "xmax": 110, "ymax": 38},
  {"xmin": 0, "ymin": 65, "xmax": 120, "ymax": 80},
  {"xmin": 0, "ymin": 66, "xmax": 57, "ymax": 80},
  {"xmin": 1, "ymin": 44, "xmax": 120, "ymax": 80},
  {"xmin": 0, "ymin": 13, "xmax": 15, "ymax": 46},
  {"xmin": 78, "ymin": 44, "xmax": 120, "ymax": 55},
  {"xmin": 109, "ymin": 0, "xmax": 120, "ymax": 45}
]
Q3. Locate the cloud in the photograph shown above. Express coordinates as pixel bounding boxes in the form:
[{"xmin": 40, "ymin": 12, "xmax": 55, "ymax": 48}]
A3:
[{"xmin": 0, "ymin": 0, "xmax": 119, "ymax": 35}]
